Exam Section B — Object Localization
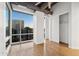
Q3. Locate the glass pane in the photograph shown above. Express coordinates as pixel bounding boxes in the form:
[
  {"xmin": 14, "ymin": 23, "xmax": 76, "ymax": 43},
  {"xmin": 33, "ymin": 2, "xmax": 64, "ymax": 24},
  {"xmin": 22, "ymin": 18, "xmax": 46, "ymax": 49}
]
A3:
[
  {"xmin": 12, "ymin": 11, "xmax": 33, "ymax": 34},
  {"xmin": 12, "ymin": 20, "xmax": 20, "ymax": 34},
  {"xmin": 21, "ymin": 35, "xmax": 28, "ymax": 41},
  {"xmin": 12, "ymin": 35, "xmax": 20, "ymax": 43},
  {"xmin": 21, "ymin": 34, "xmax": 33, "ymax": 41},
  {"xmin": 28, "ymin": 34, "xmax": 33, "ymax": 40},
  {"xmin": 5, "ymin": 4, "xmax": 10, "ymax": 36},
  {"xmin": 21, "ymin": 27, "xmax": 33, "ymax": 33},
  {"xmin": 21, "ymin": 15, "xmax": 33, "ymax": 33}
]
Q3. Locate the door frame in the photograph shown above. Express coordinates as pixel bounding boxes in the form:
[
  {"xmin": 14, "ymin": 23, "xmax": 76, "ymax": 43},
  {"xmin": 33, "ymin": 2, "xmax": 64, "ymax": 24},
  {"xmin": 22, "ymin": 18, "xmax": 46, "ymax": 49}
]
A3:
[{"xmin": 59, "ymin": 12, "xmax": 69, "ymax": 47}]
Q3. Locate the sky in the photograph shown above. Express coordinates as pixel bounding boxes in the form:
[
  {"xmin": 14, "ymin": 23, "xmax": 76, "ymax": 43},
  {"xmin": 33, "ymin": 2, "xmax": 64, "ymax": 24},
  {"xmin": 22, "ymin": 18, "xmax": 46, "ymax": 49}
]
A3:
[
  {"xmin": 5, "ymin": 5, "xmax": 9, "ymax": 27},
  {"xmin": 12, "ymin": 11, "xmax": 33, "ymax": 28}
]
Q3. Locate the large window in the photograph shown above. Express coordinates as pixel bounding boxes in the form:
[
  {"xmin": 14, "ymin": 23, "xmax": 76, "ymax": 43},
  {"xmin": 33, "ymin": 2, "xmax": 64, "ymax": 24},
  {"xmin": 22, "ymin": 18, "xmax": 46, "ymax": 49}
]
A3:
[{"xmin": 12, "ymin": 10, "xmax": 33, "ymax": 43}]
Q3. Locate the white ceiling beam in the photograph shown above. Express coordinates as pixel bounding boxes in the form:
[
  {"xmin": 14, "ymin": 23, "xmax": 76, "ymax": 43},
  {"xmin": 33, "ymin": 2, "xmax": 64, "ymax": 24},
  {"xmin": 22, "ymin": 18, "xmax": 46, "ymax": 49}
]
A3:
[
  {"xmin": 48, "ymin": 2, "xmax": 52, "ymax": 9},
  {"xmin": 35, "ymin": 2, "xmax": 42, "ymax": 6}
]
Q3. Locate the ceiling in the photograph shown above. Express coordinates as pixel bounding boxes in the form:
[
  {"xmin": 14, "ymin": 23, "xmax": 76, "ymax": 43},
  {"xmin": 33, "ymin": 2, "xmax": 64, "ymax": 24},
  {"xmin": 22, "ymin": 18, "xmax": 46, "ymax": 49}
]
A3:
[{"xmin": 11, "ymin": 2, "xmax": 57, "ymax": 14}]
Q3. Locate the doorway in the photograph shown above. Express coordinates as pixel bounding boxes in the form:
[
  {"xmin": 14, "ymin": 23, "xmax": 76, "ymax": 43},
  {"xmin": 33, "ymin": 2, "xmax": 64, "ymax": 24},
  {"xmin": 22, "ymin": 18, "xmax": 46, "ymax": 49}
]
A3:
[{"xmin": 59, "ymin": 13, "xmax": 69, "ymax": 47}]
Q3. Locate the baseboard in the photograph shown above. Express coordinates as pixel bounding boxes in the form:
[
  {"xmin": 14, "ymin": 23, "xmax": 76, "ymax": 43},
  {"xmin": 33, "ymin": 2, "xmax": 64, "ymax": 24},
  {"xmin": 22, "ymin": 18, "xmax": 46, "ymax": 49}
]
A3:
[{"xmin": 59, "ymin": 41, "xmax": 68, "ymax": 45}]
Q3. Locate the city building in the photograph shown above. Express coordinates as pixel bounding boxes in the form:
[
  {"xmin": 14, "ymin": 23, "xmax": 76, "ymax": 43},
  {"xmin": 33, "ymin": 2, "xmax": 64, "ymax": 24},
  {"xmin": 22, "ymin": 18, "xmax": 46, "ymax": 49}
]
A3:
[{"xmin": 12, "ymin": 20, "xmax": 24, "ymax": 33}]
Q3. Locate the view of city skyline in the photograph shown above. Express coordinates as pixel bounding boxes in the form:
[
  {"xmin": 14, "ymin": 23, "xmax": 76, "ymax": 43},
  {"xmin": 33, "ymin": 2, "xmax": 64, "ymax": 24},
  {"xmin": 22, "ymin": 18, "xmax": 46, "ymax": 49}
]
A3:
[
  {"xmin": 12, "ymin": 11, "xmax": 33, "ymax": 42},
  {"xmin": 12, "ymin": 11, "xmax": 33, "ymax": 28}
]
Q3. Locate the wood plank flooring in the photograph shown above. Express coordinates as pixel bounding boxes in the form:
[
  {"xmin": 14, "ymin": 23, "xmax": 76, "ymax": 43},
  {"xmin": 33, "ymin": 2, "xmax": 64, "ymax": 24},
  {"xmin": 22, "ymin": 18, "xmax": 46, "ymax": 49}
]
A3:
[{"xmin": 8, "ymin": 40, "xmax": 79, "ymax": 56}]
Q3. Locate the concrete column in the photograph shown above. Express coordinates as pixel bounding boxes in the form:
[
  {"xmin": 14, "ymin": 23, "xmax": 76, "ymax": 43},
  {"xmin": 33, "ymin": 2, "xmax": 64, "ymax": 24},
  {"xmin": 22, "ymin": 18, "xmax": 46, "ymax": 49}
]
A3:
[{"xmin": 33, "ymin": 11, "xmax": 44, "ymax": 44}]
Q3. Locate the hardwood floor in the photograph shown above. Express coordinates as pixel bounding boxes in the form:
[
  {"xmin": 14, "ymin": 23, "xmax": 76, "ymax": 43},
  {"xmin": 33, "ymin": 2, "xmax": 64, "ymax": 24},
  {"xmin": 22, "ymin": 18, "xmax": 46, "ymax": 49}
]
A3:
[{"xmin": 8, "ymin": 40, "xmax": 79, "ymax": 56}]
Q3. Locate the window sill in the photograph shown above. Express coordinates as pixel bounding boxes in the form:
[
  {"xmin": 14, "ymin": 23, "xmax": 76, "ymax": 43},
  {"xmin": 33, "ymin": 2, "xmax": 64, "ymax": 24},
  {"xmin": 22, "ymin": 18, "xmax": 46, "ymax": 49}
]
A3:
[{"xmin": 6, "ymin": 36, "xmax": 11, "ymax": 42}]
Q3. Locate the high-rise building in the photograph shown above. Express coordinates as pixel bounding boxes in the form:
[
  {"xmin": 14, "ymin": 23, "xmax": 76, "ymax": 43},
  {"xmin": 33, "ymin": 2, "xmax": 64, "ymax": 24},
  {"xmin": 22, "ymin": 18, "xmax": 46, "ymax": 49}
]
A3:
[{"xmin": 12, "ymin": 20, "xmax": 24, "ymax": 34}]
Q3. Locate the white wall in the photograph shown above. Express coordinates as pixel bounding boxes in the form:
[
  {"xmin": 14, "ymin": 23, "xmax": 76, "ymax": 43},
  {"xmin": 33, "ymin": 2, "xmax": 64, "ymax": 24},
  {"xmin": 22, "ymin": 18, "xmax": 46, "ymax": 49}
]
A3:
[
  {"xmin": 70, "ymin": 2, "xmax": 79, "ymax": 49},
  {"xmin": 51, "ymin": 2, "xmax": 71, "ymax": 43},
  {"xmin": 0, "ymin": 2, "xmax": 6, "ymax": 56},
  {"xmin": 51, "ymin": 2, "xmax": 79, "ymax": 49},
  {"xmin": 51, "ymin": 15, "xmax": 59, "ymax": 43},
  {"xmin": 33, "ymin": 11, "xmax": 44, "ymax": 44}
]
